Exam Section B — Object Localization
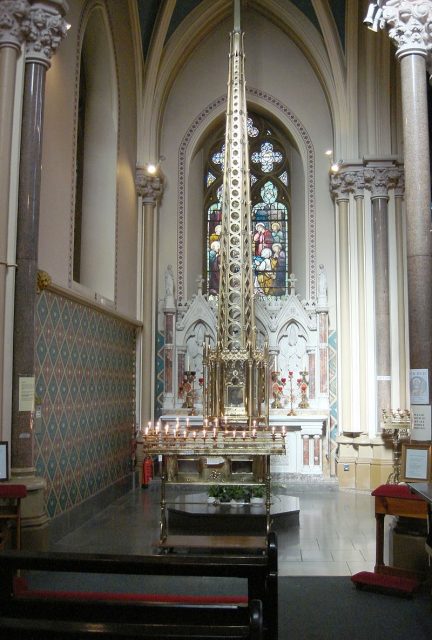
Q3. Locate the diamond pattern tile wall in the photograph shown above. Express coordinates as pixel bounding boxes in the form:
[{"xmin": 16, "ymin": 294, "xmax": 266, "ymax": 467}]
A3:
[
  {"xmin": 35, "ymin": 291, "xmax": 136, "ymax": 519},
  {"xmin": 328, "ymin": 329, "xmax": 338, "ymax": 471},
  {"xmin": 155, "ymin": 331, "xmax": 164, "ymax": 418}
]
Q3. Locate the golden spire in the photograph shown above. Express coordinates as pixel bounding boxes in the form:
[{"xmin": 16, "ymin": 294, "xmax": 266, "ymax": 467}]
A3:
[{"xmin": 203, "ymin": 0, "xmax": 269, "ymax": 426}]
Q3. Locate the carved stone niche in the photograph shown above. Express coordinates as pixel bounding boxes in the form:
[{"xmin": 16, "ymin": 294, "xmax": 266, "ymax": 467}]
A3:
[
  {"xmin": 162, "ymin": 276, "xmax": 329, "ymax": 416},
  {"xmin": 160, "ymin": 275, "xmax": 330, "ymax": 477}
]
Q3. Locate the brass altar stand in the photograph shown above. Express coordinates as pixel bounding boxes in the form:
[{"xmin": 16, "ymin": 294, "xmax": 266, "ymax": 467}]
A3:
[
  {"xmin": 143, "ymin": 2, "xmax": 289, "ymax": 552},
  {"xmin": 142, "ymin": 424, "xmax": 285, "ymax": 550}
]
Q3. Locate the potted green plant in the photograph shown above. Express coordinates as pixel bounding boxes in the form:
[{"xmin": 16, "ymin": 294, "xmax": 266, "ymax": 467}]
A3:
[
  {"xmin": 230, "ymin": 485, "xmax": 246, "ymax": 505},
  {"xmin": 250, "ymin": 485, "xmax": 265, "ymax": 504},
  {"xmin": 218, "ymin": 486, "xmax": 231, "ymax": 503},
  {"xmin": 207, "ymin": 485, "xmax": 219, "ymax": 504}
]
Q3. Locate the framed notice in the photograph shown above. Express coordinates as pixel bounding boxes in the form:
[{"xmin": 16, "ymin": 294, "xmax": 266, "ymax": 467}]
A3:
[
  {"xmin": 411, "ymin": 405, "xmax": 432, "ymax": 441},
  {"xmin": 401, "ymin": 443, "xmax": 431, "ymax": 482},
  {"xmin": 0, "ymin": 442, "xmax": 8, "ymax": 481},
  {"xmin": 410, "ymin": 369, "xmax": 429, "ymax": 405},
  {"xmin": 18, "ymin": 376, "xmax": 35, "ymax": 412}
]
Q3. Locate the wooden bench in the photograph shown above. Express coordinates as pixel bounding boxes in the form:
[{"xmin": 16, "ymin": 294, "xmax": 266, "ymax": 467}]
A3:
[{"xmin": 0, "ymin": 532, "xmax": 278, "ymax": 639}]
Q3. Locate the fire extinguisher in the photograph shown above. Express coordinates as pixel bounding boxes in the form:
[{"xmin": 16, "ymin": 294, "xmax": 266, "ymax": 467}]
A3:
[{"xmin": 142, "ymin": 456, "xmax": 154, "ymax": 488}]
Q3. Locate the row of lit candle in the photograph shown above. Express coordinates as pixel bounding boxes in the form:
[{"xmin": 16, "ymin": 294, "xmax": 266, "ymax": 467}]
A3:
[
  {"xmin": 140, "ymin": 417, "xmax": 265, "ymax": 433},
  {"xmin": 139, "ymin": 422, "xmax": 286, "ymax": 441}
]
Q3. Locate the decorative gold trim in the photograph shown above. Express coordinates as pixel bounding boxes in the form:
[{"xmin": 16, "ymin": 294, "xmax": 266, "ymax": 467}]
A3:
[{"xmin": 36, "ymin": 273, "xmax": 142, "ymax": 327}]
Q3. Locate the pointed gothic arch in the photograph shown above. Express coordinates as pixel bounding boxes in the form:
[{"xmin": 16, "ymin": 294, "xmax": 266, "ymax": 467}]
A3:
[
  {"xmin": 71, "ymin": 1, "xmax": 119, "ymax": 302},
  {"xmin": 177, "ymin": 89, "xmax": 316, "ymax": 301}
]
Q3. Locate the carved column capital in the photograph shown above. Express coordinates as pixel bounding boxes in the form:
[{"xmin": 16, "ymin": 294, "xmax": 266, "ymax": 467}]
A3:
[
  {"xmin": 21, "ymin": 0, "xmax": 69, "ymax": 68},
  {"xmin": 0, "ymin": 0, "xmax": 29, "ymax": 50},
  {"xmin": 381, "ymin": 0, "xmax": 432, "ymax": 59},
  {"xmin": 364, "ymin": 166, "xmax": 400, "ymax": 198},
  {"xmin": 393, "ymin": 167, "xmax": 405, "ymax": 196},
  {"xmin": 329, "ymin": 170, "xmax": 363, "ymax": 200},
  {"xmin": 135, "ymin": 167, "xmax": 164, "ymax": 205}
]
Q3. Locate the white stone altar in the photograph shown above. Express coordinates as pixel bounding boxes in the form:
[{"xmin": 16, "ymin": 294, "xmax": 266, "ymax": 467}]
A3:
[{"xmin": 160, "ymin": 268, "xmax": 330, "ymax": 477}]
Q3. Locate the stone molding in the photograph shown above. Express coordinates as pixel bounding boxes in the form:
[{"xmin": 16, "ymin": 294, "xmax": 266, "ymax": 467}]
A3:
[
  {"xmin": 21, "ymin": 0, "xmax": 69, "ymax": 68},
  {"xmin": 0, "ymin": 0, "xmax": 28, "ymax": 49},
  {"xmin": 135, "ymin": 168, "xmax": 164, "ymax": 205},
  {"xmin": 393, "ymin": 168, "xmax": 405, "ymax": 196},
  {"xmin": 381, "ymin": 0, "xmax": 432, "ymax": 58}
]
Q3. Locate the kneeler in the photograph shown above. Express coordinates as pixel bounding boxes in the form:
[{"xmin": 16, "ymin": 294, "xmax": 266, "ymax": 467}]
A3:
[{"xmin": 351, "ymin": 484, "xmax": 427, "ymax": 597}]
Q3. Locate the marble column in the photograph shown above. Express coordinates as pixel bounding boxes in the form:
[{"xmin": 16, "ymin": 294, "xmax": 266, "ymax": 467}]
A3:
[
  {"xmin": 0, "ymin": 1, "xmax": 27, "ymax": 440},
  {"xmin": 364, "ymin": 166, "xmax": 396, "ymax": 426},
  {"xmin": 353, "ymin": 172, "xmax": 367, "ymax": 433},
  {"xmin": 394, "ymin": 171, "xmax": 408, "ymax": 408},
  {"xmin": 12, "ymin": 0, "xmax": 68, "ymax": 474},
  {"xmin": 330, "ymin": 171, "xmax": 355, "ymax": 432},
  {"xmin": 135, "ymin": 169, "xmax": 164, "ymax": 424},
  {"xmin": 380, "ymin": 0, "xmax": 432, "ymax": 403},
  {"xmin": 11, "ymin": 1, "xmax": 68, "ymax": 548}
]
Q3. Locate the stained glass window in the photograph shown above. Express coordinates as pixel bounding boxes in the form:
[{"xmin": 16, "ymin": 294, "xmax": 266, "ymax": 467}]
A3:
[{"xmin": 204, "ymin": 113, "xmax": 290, "ymax": 297}]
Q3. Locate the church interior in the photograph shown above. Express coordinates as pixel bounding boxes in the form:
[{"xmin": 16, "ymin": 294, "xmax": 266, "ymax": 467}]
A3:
[{"xmin": 0, "ymin": 0, "xmax": 432, "ymax": 636}]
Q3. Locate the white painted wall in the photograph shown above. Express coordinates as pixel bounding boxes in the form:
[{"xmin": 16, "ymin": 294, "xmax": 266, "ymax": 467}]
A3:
[{"xmin": 38, "ymin": 0, "xmax": 138, "ymax": 318}]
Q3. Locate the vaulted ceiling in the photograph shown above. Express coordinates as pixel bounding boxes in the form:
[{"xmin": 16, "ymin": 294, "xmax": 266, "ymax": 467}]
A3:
[{"xmin": 136, "ymin": 0, "xmax": 347, "ymax": 60}]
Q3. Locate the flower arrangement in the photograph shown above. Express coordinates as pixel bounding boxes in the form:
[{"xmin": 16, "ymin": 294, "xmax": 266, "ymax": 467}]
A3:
[{"xmin": 271, "ymin": 371, "xmax": 286, "ymax": 409}]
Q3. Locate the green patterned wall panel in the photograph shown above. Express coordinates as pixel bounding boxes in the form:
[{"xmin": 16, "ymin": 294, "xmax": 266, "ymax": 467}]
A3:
[{"xmin": 35, "ymin": 291, "xmax": 136, "ymax": 519}]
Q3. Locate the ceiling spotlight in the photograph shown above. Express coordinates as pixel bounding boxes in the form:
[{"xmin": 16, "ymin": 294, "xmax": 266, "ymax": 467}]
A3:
[
  {"xmin": 147, "ymin": 163, "xmax": 157, "ymax": 175},
  {"xmin": 330, "ymin": 160, "xmax": 342, "ymax": 173},
  {"xmin": 325, "ymin": 149, "xmax": 333, "ymax": 157},
  {"xmin": 363, "ymin": 3, "xmax": 377, "ymax": 26},
  {"xmin": 363, "ymin": 3, "xmax": 384, "ymax": 32}
]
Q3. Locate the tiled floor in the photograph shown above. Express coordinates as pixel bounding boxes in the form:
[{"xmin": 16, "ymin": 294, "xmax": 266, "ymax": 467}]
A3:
[{"xmin": 52, "ymin": 480, "xmax": 384, "ymax": 577}]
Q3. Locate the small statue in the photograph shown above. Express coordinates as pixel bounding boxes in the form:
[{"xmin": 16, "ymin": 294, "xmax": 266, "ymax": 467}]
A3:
[
  {"xmin": 318, "ymin": 263, "xmax": 328, "ymax": 306},
  {"xmin": 164, "ymin": 264, "xmax": 175, "ymax": 307}
]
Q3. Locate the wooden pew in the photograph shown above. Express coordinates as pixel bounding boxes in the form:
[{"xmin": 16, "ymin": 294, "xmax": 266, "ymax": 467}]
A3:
[{"xmin": 0, "ymin": 532, "xmax": 278, "ymax": 639}]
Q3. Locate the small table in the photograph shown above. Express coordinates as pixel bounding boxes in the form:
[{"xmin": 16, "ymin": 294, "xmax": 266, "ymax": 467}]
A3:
[
  {"xmin": 0, "ymin": 484, "xmax": 27, "ymax": 550},
  {"xmin": 372, "ymin": 483, "xmax": 428, "ymax": 578},
  {"xmin": 407, "ymin": 482, "xmax": 432, "ymax": 506}
]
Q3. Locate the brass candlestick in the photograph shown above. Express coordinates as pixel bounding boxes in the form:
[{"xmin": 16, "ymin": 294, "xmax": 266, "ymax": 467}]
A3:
[
  {"xmin": 286, "ymin": 371, "xmax": 296, "ymax": 416},
  {"xmin": 297, "ymin": 370, "xmax": 309, "ymax": 409},
  {"xmin": 382, "ymin": 409, "xmax": 411, "ymax": 484}
]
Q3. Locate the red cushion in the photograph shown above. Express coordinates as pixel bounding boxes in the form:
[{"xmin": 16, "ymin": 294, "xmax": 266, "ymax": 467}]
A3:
[
  {"xmin": 371, "ymin": 484, "xmax": 424, "ymax": 500},
  {"xmin": 351, "ymin": 571, "xmax": 420, "ymax": 594},
  {"xmin": 13, "ymin": 578, "xmax": 248, "ymax": 605},
  {"xmin": 0, "ymin": 484, "xmax": 27, "ymax": 499}
]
